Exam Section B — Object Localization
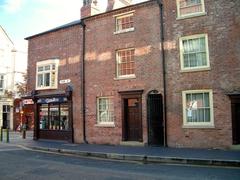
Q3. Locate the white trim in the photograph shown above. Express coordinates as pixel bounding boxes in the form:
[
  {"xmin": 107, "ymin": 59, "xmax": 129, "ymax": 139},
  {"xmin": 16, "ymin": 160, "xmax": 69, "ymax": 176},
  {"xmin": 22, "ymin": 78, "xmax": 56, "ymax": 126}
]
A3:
[
  {"xmin": 176, "ymin": 0, "xmax": 205, "ymax": 19},
  {"xmin": 36, "ymin": 59, "xmax": 59, "ymax": 90},
  {"xmin": 114, "ymin": 27, "xmax": 135, "ymax": 35},
  {"xmin": 179, "ymin": 34, "xmax": 210, "ymax": 72},
  {"xmin": 182, "ymin": 89, "xmax": 214, "ymax": 128}
]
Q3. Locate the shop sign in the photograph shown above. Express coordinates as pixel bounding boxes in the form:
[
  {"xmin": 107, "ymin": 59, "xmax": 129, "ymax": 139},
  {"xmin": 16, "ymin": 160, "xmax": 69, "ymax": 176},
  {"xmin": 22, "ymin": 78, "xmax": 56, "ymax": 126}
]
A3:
[
  {"xmin": 23, "ymin": 99, "xmax": 34, "ymax": 105},
  {"xmin": 37, "ymin": 97, "xmax": 68, "ymax": 104}
]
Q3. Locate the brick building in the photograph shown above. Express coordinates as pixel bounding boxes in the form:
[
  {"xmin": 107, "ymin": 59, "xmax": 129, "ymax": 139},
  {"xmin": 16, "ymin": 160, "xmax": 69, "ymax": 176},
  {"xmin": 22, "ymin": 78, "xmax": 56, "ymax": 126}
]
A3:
[{"xmin": 25, "ymin": 0, "xmax": 240, "ymax": 148}]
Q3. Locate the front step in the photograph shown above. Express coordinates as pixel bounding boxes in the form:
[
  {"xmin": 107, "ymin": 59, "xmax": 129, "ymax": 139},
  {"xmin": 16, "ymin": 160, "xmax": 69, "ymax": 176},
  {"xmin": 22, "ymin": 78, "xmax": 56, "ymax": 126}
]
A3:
[
  {"xmin": 120, "ymin": 141, "xmax": 144, "ymax": 147},
  {"xmin": 230, "ymin": 145, "xmax": 240, "ymax": 151}
]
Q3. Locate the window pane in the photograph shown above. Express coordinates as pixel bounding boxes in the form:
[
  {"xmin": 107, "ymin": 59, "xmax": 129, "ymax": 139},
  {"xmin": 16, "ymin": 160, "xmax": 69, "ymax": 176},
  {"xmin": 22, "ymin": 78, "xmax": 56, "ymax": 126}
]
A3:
[
  {"xmin": 44, "ymin": 73, "xmax": 50, "ymax": 86},
  {"xmin": 60, "ymin": 104, "xmax": 69, "ymax": 130},
  {"xmin": 38, "ymin": 66, "xmax": 44, "ymax": 72},
  {"xmin": 39, "ymin": 104, "xmax": 48, "ymax": 130},
  {"xmin": 49, "ymin": 104, "xmax": 59, "ymax": 130},
  {"xmin": 203, "ymin": 93, "xmax": 209, "ymax": 107},
  {"xmin": 37, "ymin": 74, "xmax": 43, "ymax": 87},
  {"xmin": 204, "ymin": 108, "xmax": 210, "ymax": 122},
  {"xmin": 44, "ymin": 65, "xmax": 50, "ymax": 71}
]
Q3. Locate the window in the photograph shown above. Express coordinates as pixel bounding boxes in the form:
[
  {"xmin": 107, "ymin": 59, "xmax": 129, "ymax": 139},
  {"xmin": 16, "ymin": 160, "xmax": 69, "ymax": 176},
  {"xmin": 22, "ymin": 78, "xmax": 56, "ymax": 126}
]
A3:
[
  {"xmin": 182, "ymin": 90, "xmax": 214, "ymax": 127},
  {"xmin": 115, "ymin": 12, "xmax": 134, "ymax": 34},
  {"xmin": 116, "ymin": 48, "xmax": 135, "ymax": 78},
  {"xmin": 36, "ymin": 59, "xmax": 59, "ymax": 90},
  {"xmin": 97, "ymin": 97, "xmax": 114, "ymax": 125},
  {"xmin": 0, "ymin": 75, "xmax": 4, "ymax": 92},
  {"xmin": 39, "ymin": 103, "xmax": 69, "ymax": 131},
  {"xmin": 179, "ymin": 34, "xmax": 209, "ymax": 71},
  {"xmin": 177, "ymin": 0, "xmax": 205, "ymax": 18}
]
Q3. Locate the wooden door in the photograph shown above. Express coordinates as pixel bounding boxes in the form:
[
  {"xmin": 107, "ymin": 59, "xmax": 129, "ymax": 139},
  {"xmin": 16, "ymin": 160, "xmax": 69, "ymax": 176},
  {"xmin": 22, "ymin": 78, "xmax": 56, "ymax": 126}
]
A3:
[
  {"xmin": 234, "ymin": 103, "xmax": 240, "ymax": 144},
  {"xmin": 126, "ymin": 98, "xmax": 142, "ymax": 141}
]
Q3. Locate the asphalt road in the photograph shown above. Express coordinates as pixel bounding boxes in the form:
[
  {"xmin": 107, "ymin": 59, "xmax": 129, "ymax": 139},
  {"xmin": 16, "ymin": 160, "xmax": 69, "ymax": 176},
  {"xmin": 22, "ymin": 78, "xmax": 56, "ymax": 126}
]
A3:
[{"xmin": 0, "ymin": 144, "xmax": 240, "ymax": 180}]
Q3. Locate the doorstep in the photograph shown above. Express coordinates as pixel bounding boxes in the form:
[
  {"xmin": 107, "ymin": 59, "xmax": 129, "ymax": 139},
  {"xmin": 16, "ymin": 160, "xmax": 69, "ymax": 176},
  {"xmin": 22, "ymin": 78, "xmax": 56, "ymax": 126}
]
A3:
[
  {"xmin": 230, "ymin": 145, "xmax": 240, "ymax": 151},
  {"xmin": 120, "ymin": 141, "xmax": 145, "ymax": 147}
]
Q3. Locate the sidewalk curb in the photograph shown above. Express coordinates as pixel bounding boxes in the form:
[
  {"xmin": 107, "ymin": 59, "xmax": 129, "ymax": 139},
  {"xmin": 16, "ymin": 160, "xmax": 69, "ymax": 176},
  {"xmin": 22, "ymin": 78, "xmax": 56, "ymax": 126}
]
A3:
[{"xmin": 26, "ymin": 145, "xmax": 240, "ymax": 167}]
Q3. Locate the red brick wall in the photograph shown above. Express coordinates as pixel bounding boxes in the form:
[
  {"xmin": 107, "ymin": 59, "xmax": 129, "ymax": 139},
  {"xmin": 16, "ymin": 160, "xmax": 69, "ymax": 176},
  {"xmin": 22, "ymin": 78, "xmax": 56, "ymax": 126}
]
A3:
[
  {"xmin": 84, "ymin": 1, "xmax": 162, "ymax": 145},
  {"xmin": 27, "ymin": 25, "xmax": 84, "ymax": 143},
  {"xmin": 163, "ymin": 0, "xmax": 240, "ymax": 148}
]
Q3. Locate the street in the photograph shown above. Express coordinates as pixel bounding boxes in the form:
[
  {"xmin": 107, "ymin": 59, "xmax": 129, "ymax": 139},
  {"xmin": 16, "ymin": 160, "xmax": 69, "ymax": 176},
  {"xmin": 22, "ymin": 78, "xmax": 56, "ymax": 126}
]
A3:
[{"xmin": 0, "ymin": 144, "xmax": 240, "ymax": 180}]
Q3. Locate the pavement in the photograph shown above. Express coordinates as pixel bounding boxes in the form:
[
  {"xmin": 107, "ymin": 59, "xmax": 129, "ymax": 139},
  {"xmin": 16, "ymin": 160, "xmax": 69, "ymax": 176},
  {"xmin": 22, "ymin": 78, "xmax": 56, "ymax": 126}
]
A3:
[{"xmin": 1, "ymin": 131, "xmax": 240, "ymax": 167}]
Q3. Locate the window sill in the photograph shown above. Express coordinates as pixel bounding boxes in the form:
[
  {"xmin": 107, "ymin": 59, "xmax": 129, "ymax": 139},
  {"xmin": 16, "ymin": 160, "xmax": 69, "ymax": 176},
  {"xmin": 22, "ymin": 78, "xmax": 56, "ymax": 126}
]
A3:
[
  {"xmin": 180, "ymin": 67, "xmax": 211, "ymax": 73},
  {"xmin": 95, "ymin": 124, "xmax": 115, "ymax": 128},
  {"xmin": 182, "ymin": 125, "xmax": 215, "ymax": 129},
  {"xmin": 177, "ymin": 12, "xmax": 207, "ymax": 20},
  {"xmin": 114, "ymin": 27, "xmax": 135, "ymax": 35},
  {"xmin": 114, "ymin": 75, "xmax": 136, "ymax": 80}
]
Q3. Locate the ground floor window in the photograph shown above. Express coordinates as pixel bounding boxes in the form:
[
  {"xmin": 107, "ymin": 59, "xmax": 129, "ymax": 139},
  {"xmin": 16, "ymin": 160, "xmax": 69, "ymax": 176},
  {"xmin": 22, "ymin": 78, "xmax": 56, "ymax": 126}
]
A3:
[
  {"xmin": 39, "ymin": 103, "xmax": 69, "ymax": 131},
  {"xmin": 182, "ymin": 90, "xmax": 214, "ymax": 127}
]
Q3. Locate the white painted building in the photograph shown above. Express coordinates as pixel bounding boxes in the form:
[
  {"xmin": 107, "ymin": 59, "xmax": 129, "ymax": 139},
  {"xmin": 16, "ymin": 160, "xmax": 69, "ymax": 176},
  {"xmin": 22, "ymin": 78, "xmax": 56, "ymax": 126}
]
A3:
[{"xmin": 0, "ymin": 26, "xmax": 27, "ymax": 130}]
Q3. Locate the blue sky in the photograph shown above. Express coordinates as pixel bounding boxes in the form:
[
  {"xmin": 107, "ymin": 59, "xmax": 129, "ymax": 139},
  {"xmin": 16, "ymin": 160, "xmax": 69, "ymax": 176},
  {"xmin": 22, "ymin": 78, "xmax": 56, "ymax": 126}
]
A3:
[{"xmin": 0, "ymin": 0, "xmax": 145, "ymax": 51}]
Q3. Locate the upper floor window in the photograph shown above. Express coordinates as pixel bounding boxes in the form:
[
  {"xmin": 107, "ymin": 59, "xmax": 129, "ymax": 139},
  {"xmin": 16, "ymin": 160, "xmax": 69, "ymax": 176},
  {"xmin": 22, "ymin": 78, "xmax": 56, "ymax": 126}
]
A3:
[
  {"xmin": 116, "ymin": 48, "xmax": 135, "ymax": 79},
  {"xmin": 177, "ymin": 0, "xmax": 205, "ymax": 19},
  {"xmin": 97, "ymin": 97, "xmax": 114, "ymax": 125},
  {"xmin": 179, "ymin": 34, "xmax": 210, "ymax": 72},
  {"xmin": 182, "ymin": 90, "xmax": 214, "ymax": 128},
  {"xmin": 114, "ymin": 12, "xmax": 134, "ymax": 34},
  {"xmin": 36, "ymin": 59, "xmax": 59, "ymax": 90},
  {"xmin": 0, "ymin": 75, "xmax": 4, "ymax": 92}
]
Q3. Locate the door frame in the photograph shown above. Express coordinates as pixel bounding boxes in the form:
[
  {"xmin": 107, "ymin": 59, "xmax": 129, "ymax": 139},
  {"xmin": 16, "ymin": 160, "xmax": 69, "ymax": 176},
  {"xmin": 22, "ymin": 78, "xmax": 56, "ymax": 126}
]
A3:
[
  {"xmin": 228, "ymin": 93, "xmax": 240, "ymax": 144},
  {"xmin": 119, "ymin": 90, "xmax": 143, "ymax": 142}
]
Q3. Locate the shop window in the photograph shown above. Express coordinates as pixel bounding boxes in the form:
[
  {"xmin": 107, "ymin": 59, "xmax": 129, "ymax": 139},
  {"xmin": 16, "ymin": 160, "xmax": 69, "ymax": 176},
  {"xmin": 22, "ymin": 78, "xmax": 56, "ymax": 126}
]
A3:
[
  {"xmin": 39, "ymin": 103, "xmax": 69, "ymax": 131},
  {"xmin": 36, "ymin": 59, "xmax": 59, "ymax": 90}
]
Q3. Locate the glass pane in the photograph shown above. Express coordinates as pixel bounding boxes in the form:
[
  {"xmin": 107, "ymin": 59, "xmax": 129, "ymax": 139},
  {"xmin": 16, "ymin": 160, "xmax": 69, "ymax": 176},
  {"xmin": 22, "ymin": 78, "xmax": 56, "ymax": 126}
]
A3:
[
  {"xmin": 49, "ymin": 104, "xmax": 59, "ymax": 130},
  {"xmin": 60, "ymin": 104, "xmax": 69, "ymax": 130},
  {"xmin": 199, "ymin": 37, "xmax": 206, "ymax": 51},
  {"xmin": 203, "ymin": 93, "xmax": 209, "ymax": 107},
  {"xmin": 189, "ymin": 53, "xmax": 197, "ymax": 67},
  {"xmin": 39, "ymin": 104, "xmax": 48, "ymax": 130},
  {"xmin": 204, "ymin": 108, "xmax": 210, "ymax": 122},
  {"xmin": 195, "ymin": 93, "xmax": 203, "ymax": 107},
  {"xmin": 44, "ymin": 73, "xmax": 50, "ymax": 86},
  {"xmin": 44, "ymin": 65, "xmax": 50, "ymax": 71},
  {"xmin": 38, "ymin": 66, "xmax": 44, "ymax": 72},
  {"xmin": 37, "ymin": 74, "xmax": 43, "ymax": 87},
  {"xmin": 197, "ymin": 109, "xmax": 204, "ymax": 122}
]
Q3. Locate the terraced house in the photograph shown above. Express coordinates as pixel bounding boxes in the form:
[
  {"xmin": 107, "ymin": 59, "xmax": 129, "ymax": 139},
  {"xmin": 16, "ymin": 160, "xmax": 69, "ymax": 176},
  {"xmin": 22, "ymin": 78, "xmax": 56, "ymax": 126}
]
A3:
[{"xmin": 25, "ymin": 0, "xmax": 240, "ymax": 149}]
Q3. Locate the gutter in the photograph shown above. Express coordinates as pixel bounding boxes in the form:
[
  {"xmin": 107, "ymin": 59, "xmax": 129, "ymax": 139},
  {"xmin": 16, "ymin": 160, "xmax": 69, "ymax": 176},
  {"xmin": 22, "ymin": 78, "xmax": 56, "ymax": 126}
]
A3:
[
  {"xmin": 157, "ymin": 0, "xmax": 167, "ymax": 147},
  {"xmin": 80, "ymin": 21, "xmax": 88, "ymax": 144}
]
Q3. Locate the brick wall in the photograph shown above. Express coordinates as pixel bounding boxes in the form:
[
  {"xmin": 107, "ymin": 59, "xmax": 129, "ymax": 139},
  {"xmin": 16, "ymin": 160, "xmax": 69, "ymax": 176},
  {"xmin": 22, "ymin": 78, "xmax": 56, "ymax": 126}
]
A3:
[
  {"xmin": 84, "ymin": 1, "xmax": 163, "ymax": 145},
  {"xmin": 27, "ymin": 25, "xmax": 84, "ymax": 143},
  {"xmin": 163, "ymin": 0, "xmax": 240, "ymax": 148}
]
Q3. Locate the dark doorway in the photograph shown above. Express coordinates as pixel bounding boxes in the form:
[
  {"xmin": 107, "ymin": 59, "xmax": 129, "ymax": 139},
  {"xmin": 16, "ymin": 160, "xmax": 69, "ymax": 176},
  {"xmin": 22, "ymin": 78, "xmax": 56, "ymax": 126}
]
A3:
[
  {"xmin": 147, "ymin": 91, "xmax": 164, "ymax": 146},
  {"xmin": 229, "ymin": 94, "xmax": 240, "ymax": 145},
  {"xmin": 120, "ymin": 90, "xmax": 143, "ymax": 142},
  {"xmin": 2, "ymin": 105, "xmax": 10, "ymax": 129}
]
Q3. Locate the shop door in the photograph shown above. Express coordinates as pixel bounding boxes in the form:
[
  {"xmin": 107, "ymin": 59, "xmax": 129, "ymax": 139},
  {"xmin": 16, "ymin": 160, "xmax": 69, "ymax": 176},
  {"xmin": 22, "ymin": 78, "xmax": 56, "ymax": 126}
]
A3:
[
  {"xmin": 125, "ymin": 98, "xmax": 142, "ymax": 141},
  {"xmin": 2, "ymin": 105, "xmax": 10, "ymax": 128},
  {"xmin": 147, "ymin": 94, "xmax": 164, "ymax": 146}
]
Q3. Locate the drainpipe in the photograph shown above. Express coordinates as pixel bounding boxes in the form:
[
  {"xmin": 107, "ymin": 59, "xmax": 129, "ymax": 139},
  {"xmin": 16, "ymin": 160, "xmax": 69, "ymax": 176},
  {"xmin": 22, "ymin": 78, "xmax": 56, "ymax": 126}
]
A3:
[
  {"xmin": 157, "ymin": 0, "xmax": 167, "ymax": 147},
  {"xmin": 80, "ymin": 20, "xmax": 88, "ymax": 144}
]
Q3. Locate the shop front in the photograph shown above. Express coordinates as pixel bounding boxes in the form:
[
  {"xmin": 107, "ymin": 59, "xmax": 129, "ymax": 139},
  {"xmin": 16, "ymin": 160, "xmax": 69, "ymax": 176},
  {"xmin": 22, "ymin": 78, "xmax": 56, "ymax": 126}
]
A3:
[{"xmin": 33, "ymin": 92, "xmax": 73, "ymax": 142}]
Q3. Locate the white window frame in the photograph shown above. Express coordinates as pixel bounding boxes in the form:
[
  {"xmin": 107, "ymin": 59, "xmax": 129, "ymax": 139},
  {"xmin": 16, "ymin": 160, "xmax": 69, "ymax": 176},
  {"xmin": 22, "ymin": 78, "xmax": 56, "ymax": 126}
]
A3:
[
  {"xmin": 116, "ymin": 48, "xmax": 136, "ymax": 79},
  {"xmin": 179, "ymin": 34, "xmax": 210, "ymax": 72},
  {"xmin": 96, "ymin": 97, "xmax": 114, "ymax": 127},
  {"xmin": 36, "ymin": 59, "xmax": 59, "ymax": 90},
  {"xmin": 182, "ymin": 89, "xmax": 214, "ymax": 128},
  {"xmin": 176, "ymin": 0, "xmax": 206, "ymax": 19},
  {"xmin": 0, "ymin": 74, "xmax": 4, "ymax": 92},
  {"xmin": 114, "ymin": 11, "xmax": 135, "ymax": 34}
]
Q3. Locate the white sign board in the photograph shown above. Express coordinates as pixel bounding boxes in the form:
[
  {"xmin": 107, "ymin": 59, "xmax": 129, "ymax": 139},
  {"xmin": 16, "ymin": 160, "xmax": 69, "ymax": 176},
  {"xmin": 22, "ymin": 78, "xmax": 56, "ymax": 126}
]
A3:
[{"xmin": 59, "ymin": 79, "xmax": 71, "ymax": 84}]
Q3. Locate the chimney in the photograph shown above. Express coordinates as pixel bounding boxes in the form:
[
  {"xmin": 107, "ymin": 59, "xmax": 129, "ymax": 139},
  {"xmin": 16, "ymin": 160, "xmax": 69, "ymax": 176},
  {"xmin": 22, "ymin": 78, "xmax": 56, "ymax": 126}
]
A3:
[
  {"xmin": 107, "ymin": 0, "xmax": 132, "ymax": 11},
  {"xmin": 81, "ymin": 0, "xmax": 100, "ymax": 18}
]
